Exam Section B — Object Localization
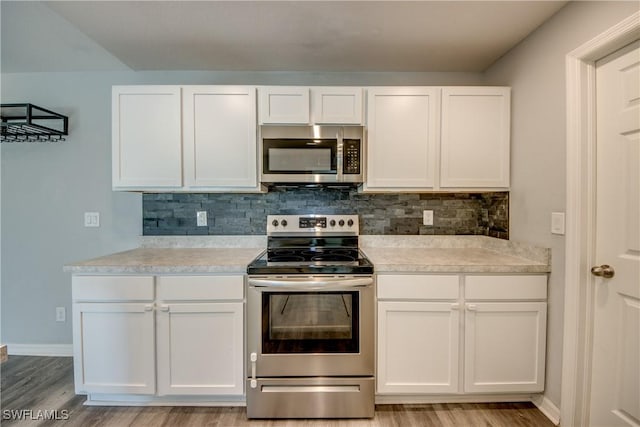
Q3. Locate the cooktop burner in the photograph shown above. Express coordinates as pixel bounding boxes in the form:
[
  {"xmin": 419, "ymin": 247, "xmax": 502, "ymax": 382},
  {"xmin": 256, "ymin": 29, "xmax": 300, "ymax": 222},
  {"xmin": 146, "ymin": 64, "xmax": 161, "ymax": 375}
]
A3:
[{"xmin": 246, "ymin": 214, "xmax": 374, "ymax": 275}]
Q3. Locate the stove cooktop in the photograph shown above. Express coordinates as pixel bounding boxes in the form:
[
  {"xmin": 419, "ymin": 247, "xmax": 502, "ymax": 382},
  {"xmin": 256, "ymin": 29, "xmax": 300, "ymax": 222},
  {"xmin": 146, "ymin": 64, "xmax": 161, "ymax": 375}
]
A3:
[
  {"xmin": 246, "ymin": 249, "xmax": 374, "ymax": 275},
  {"xmin": 247, "ymin": 214, "xmax": 373, "ymax": 275}
]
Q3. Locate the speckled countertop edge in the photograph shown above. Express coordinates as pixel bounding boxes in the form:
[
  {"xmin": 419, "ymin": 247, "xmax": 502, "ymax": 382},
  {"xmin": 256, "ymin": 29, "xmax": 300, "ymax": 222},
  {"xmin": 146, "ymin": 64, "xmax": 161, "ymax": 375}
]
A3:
[{"xmin": 65, "ymin": 235, "xmax": 550, "ymax": 275}]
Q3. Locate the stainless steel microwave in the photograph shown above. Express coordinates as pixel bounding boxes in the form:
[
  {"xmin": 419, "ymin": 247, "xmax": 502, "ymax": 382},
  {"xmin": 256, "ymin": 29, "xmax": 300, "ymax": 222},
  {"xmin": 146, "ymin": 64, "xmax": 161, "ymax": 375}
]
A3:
[{"xmin": 260, "ymin": 125, "xmax": 364, "ymax": 184}]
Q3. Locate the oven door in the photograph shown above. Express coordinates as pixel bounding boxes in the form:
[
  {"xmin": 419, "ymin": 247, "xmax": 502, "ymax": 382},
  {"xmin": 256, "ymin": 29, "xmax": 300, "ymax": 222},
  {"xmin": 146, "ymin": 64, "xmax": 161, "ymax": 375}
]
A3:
[{"xmin": 247, "ymin": 276, "xmax": 374, "ymax": 377}]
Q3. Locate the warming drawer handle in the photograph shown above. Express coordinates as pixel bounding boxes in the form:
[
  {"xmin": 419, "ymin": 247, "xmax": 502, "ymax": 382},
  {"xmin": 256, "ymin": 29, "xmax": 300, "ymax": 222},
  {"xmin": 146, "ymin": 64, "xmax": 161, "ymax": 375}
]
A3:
[
  {"xmin": 248, "ymin": 277, "xmax": 373, "ymax": 290},
  {"xmin": 261, "ymin": 385, "xmax": 361, "ymax": 393}
]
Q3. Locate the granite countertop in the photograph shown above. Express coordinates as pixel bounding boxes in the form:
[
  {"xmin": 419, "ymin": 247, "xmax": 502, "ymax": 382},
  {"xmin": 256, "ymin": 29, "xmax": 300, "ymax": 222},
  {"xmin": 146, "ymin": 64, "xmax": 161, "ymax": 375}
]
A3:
[
  {"xmin": 64, "ymin": 248, "xmax": 264, "ymax": 274},
  {"xmin": 65, "ymin": 235, "xmax": 550, "ymax": 275},
  {"xmin": 360, "ymin": 235, "xmax": 550, "ymax": 273},
  {"xmin": 362, "ymin": 247, "xmax": 549, "ymax": 273},
  {"xmin": 64, "ymin": 236, "xmax": 265, "ymax": 274}
]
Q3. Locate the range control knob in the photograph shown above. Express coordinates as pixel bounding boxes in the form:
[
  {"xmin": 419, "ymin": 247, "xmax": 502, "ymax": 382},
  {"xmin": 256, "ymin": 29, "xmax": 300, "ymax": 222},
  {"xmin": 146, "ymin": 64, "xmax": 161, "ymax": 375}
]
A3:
[
  {"xmin": 272, "ymin": 219, "xmax": 279, "ymax": 227},
  {"xmin": 281, "ymin": 219, "xmax": 288, "ymax": 227},
  {"xmin": 338, "ymin": 219, "xmax": 345, "ymax": 227},
  {"xmin": 347, "ymin": 219, "xmax": 354, "ymax": 227},
  {"xmin": 329, "ymin": 219, "xmax": 336, "ymax": 227}
]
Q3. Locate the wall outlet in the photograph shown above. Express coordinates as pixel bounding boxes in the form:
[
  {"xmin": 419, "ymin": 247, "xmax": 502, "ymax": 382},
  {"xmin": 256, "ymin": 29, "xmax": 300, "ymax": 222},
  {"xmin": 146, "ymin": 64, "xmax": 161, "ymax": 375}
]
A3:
[
  {"xmin": 56, "ymin": 307, "xmax": 66, "ymax": 322},
  {"xmin": 423, "ymin": 210, "xmax": 434, "ymax": 226},
  {"xmin": 196, "ymin": 211, "xmax": 208, "ymax": 227},
  {"xmin": 84, "ymin": 212, "xmax": 100, "ymax": 227}
]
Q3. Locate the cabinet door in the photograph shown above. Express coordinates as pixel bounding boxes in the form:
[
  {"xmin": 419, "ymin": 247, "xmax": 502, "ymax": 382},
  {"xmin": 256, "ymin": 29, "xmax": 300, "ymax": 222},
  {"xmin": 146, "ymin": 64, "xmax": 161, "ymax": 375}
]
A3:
[
  {"xmin": 464, "ymin": 302, "xmax": 546, "ymax": 393},
  {"xmin": 259, "ymin": 87, "xmax": 310, "ymax": 124},
  {"xmin": 73, "ymin": 302, "xmax": 155, "ymax": 395},
  {"xmin": 112, "ymin": 86, "xmax": 182, "ymax": 189},
  {"xmin": 156, "ymin": 302, "xmax": 244, "ymax": 396},
  {"xmin": 365, "ymin": 87, "xmax": 439, "ymax": 190},
  {"xmin": 312, "ymin": 87, "xmax": 363, "ymax": 124},
  {"xmin": 440, "ymin": 87, "xmax": 510, "ymax": 188},
  {"xmin": 377, "ymin": 301, "xmax": 459, "ymax": 394},
  {"xmin": 183, "ymin": 86, "xmax": 258, "ymax": 189}
]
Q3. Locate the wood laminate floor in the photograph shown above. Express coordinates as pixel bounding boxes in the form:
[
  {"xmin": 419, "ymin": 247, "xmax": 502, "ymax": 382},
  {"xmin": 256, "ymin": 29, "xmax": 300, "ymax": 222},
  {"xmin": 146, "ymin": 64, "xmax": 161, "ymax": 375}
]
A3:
[{"xmin": 1, "ymin": 356, "xmax": 555, "ymax": 427}]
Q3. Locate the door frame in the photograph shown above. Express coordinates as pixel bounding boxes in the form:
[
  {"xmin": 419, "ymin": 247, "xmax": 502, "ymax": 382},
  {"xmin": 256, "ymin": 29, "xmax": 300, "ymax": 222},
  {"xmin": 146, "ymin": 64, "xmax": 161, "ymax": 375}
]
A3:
[{"xmin": 561, "ymin": 11, "xmax": 640, "ymax": 427}]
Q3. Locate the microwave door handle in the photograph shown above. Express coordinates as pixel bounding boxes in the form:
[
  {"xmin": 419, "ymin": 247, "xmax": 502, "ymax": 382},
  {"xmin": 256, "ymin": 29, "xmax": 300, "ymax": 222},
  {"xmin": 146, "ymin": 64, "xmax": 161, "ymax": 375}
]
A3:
[
  {"xmin": 248, "ymin": 277, "xmax": 373, "ymax": 290},
  {"xmin": 336, "ymin": 129, "xmax": 344, "ymax": 181}
]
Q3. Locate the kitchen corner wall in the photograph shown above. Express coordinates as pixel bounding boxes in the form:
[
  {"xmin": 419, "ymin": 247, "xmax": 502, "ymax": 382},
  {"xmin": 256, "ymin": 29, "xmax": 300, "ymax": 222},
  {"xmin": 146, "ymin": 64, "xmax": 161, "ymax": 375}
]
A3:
[
  {"xmin": 483, "ymin": 0, "xmax": 639, "ymax": 412},
  {"xmin": 143, "ymin": 190, "xmax": 509, "ymax": 239}
]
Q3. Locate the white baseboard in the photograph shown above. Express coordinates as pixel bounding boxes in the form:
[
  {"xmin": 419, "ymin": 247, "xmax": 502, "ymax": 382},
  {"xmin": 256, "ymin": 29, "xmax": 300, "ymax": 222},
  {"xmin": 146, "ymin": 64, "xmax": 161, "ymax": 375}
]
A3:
[
  {"xmin": 6, "ymin": 343, "xmax": 73, "ymax": 357},
  {"xmin": 85, "ymin": 394, "xmax": 246, "ymax": 407},
  {"xmin": 376, "ymin": 393, "xmax": 536, "ymax": 405},
  {"xmin": 532, "ymin": 394, "xmax": 561, "ymax": 425}
]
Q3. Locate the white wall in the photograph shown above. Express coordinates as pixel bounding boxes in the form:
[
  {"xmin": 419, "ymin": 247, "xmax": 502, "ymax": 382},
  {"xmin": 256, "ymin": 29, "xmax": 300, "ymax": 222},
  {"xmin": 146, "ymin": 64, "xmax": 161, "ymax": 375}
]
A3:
[
  {"xmin": 484, "ymin": 0, "xmax": 639, "ymax": 410},
  {"xmin": 0, "ymin": 70, "xmax": 484, "ymax": 348}
]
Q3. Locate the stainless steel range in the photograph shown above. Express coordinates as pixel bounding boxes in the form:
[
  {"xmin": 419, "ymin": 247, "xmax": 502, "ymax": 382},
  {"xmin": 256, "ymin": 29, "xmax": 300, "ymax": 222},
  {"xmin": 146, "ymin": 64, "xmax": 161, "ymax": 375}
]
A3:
[{"xmin": 246, "ymin": 214, "xmax": 374, "ymax": 419}]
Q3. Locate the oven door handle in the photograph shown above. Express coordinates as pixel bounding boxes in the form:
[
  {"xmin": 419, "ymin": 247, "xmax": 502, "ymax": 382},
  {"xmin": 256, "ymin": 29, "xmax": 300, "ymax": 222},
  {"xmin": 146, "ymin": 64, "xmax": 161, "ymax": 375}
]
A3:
[{"xmin": 248, "ymin": 277, "xmax": 373, "ymax": 290}]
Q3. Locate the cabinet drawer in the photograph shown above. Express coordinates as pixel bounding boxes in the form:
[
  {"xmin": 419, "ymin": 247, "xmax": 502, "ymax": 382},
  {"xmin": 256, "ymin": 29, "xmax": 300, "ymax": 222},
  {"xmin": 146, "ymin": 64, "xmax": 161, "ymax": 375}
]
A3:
[
  {"xmin": 377, "ymin": 275, "xmax": 459, "ymax": 300},
  {"xmin": 157, "ymin": 275, "xmax": 244, "ymax": 301},
  {"xmin": 465, "ymin": 275, "xmax": 547, "ymax": 300},
  {"xmin": 72, "ymin": 276, "xmax": 154, "ymax": 302}
]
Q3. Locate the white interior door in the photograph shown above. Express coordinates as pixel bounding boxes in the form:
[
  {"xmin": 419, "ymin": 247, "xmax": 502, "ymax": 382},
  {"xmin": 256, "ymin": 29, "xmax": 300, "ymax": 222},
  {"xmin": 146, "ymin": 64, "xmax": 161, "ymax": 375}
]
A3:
[{"xmin": 589, "ymin": 40, "xmax": 640, "ymax": 427}]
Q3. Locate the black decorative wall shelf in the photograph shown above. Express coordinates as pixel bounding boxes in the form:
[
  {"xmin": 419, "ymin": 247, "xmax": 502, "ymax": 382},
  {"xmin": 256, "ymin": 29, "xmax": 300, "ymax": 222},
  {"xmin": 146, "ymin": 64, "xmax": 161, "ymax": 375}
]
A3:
[{"xmin": 1, "ymin": 103, "xmax": 69, "ymax": 142}]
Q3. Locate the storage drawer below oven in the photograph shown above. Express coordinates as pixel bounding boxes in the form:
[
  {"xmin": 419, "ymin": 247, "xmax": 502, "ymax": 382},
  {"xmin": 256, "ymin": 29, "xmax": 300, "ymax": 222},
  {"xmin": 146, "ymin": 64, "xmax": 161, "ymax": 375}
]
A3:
[{"xmin": 246, "ymin": 377, "xmax": 374, "ymax": 419}]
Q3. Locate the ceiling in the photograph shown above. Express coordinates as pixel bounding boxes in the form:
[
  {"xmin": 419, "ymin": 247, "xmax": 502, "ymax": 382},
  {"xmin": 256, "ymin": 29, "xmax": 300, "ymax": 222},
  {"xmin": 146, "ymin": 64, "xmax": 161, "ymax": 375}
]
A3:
[{"xmin": 1, "ymin": 1, "xmax": 569, "ymax": 73}]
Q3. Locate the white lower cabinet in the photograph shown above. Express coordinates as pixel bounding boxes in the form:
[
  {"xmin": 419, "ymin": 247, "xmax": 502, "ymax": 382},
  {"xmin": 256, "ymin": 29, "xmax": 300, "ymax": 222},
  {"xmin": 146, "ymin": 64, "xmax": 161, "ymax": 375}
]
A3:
[
  {"xmin": 464, "ymin": 301, "xmax": 546, "ymax": 393},
  {"xmin": 72, "ymin": 275, "xmax": 244, "ymax": 399},
  {"xmin": 463, "ymin": 274, "xmax": 547, "ymax": 393},
  {"xmin": 376, "ymin": 273, "xmax": 547, "ymax": 396},
  {"xmin": 377, "ymin": 301, "xmax": 459, "ymax": 393},
  {"xmin": 156, "ymin": 275, "xmax": 244, "ymax": 396},
  {"xmin": 73, "ymin": 301, "xmax": 156, "ymax": 394}
]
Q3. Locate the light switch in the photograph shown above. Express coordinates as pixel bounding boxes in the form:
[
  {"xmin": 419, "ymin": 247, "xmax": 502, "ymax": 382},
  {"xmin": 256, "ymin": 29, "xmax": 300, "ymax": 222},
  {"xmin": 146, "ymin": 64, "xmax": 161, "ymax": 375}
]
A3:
[
  {"xmin": 551, "ymin": 212, "xmax": 565, "ymax": 235},
  {"xmin": 84, "ymin": 212, "xmax": 100, "ymax": 227}
]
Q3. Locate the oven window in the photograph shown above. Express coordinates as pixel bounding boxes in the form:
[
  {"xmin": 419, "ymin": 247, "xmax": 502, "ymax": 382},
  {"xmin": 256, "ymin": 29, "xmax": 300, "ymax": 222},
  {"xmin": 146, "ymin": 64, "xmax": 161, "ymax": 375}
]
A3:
[{"xmin": 262, "ymin": 291, "xmax": 359, "ymax": 353}]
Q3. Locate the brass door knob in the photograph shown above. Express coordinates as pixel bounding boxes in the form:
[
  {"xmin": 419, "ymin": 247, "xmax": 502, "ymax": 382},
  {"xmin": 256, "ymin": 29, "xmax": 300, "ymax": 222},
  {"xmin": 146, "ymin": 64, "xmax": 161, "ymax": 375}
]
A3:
[{"xmin": 591, "ymin": 264, "xmax": 615, "ymax": 279}]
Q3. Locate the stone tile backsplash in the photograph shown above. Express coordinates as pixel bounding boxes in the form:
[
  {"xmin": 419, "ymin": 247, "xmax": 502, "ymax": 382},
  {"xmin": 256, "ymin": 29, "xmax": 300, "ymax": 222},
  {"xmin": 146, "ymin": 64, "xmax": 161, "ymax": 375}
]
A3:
[{"xmin": 143, "ymin": 189, "xmax": 509, "ymax": 239}]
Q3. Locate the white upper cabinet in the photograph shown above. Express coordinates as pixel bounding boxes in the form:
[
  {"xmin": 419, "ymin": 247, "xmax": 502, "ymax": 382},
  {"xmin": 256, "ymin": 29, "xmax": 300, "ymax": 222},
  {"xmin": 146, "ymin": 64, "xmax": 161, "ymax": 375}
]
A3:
[
  {"xmin": 311, "ymin": 87, "xmax": 363, "ymax": 124},
  {"xmin": 112, "ymin": 86, "xmax": 182, "ymax": 189},
  {"xmin": 365, "ymin": 87, "xmax": 439, "ymax": 190},
  {"xmin": 112, "ymin": 84, "xmax": 509, "ymax": 192},
  {"xmin": 182, "ymin": 86, "xmax": 258, "ymax": 189},
  {"xmin": 440, "ymin": 87, "xmax": 510, "ymax": 189},
  {"xmin": 259, "ymin": 87, "xmax": 310, "ymax": 124},
  {"xmin": 259, "ymin": 86, "xmax": 364, "ymax": 125},
  {"xmin": 365, "ymin": 86, "xmax": 510, "ymax": 192},
  {"xmin": 113, "ymin": 85, "xmax": 260, "ymax": 192}
]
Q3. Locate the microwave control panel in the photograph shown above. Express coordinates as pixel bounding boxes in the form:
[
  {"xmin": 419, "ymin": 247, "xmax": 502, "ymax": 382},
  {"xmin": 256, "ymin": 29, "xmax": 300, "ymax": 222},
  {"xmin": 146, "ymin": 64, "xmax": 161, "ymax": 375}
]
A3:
[{"xmin": 343, "ymin": 139, "xmax": 361, "ymax": 174}]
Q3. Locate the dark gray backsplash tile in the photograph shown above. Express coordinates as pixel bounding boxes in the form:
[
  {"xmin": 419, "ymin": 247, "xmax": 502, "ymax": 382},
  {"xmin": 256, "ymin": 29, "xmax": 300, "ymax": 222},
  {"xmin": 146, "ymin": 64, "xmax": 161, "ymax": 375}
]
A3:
[{"xmin": 143, "ymin": 188, "xmax": 509, "ymax": 239}]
